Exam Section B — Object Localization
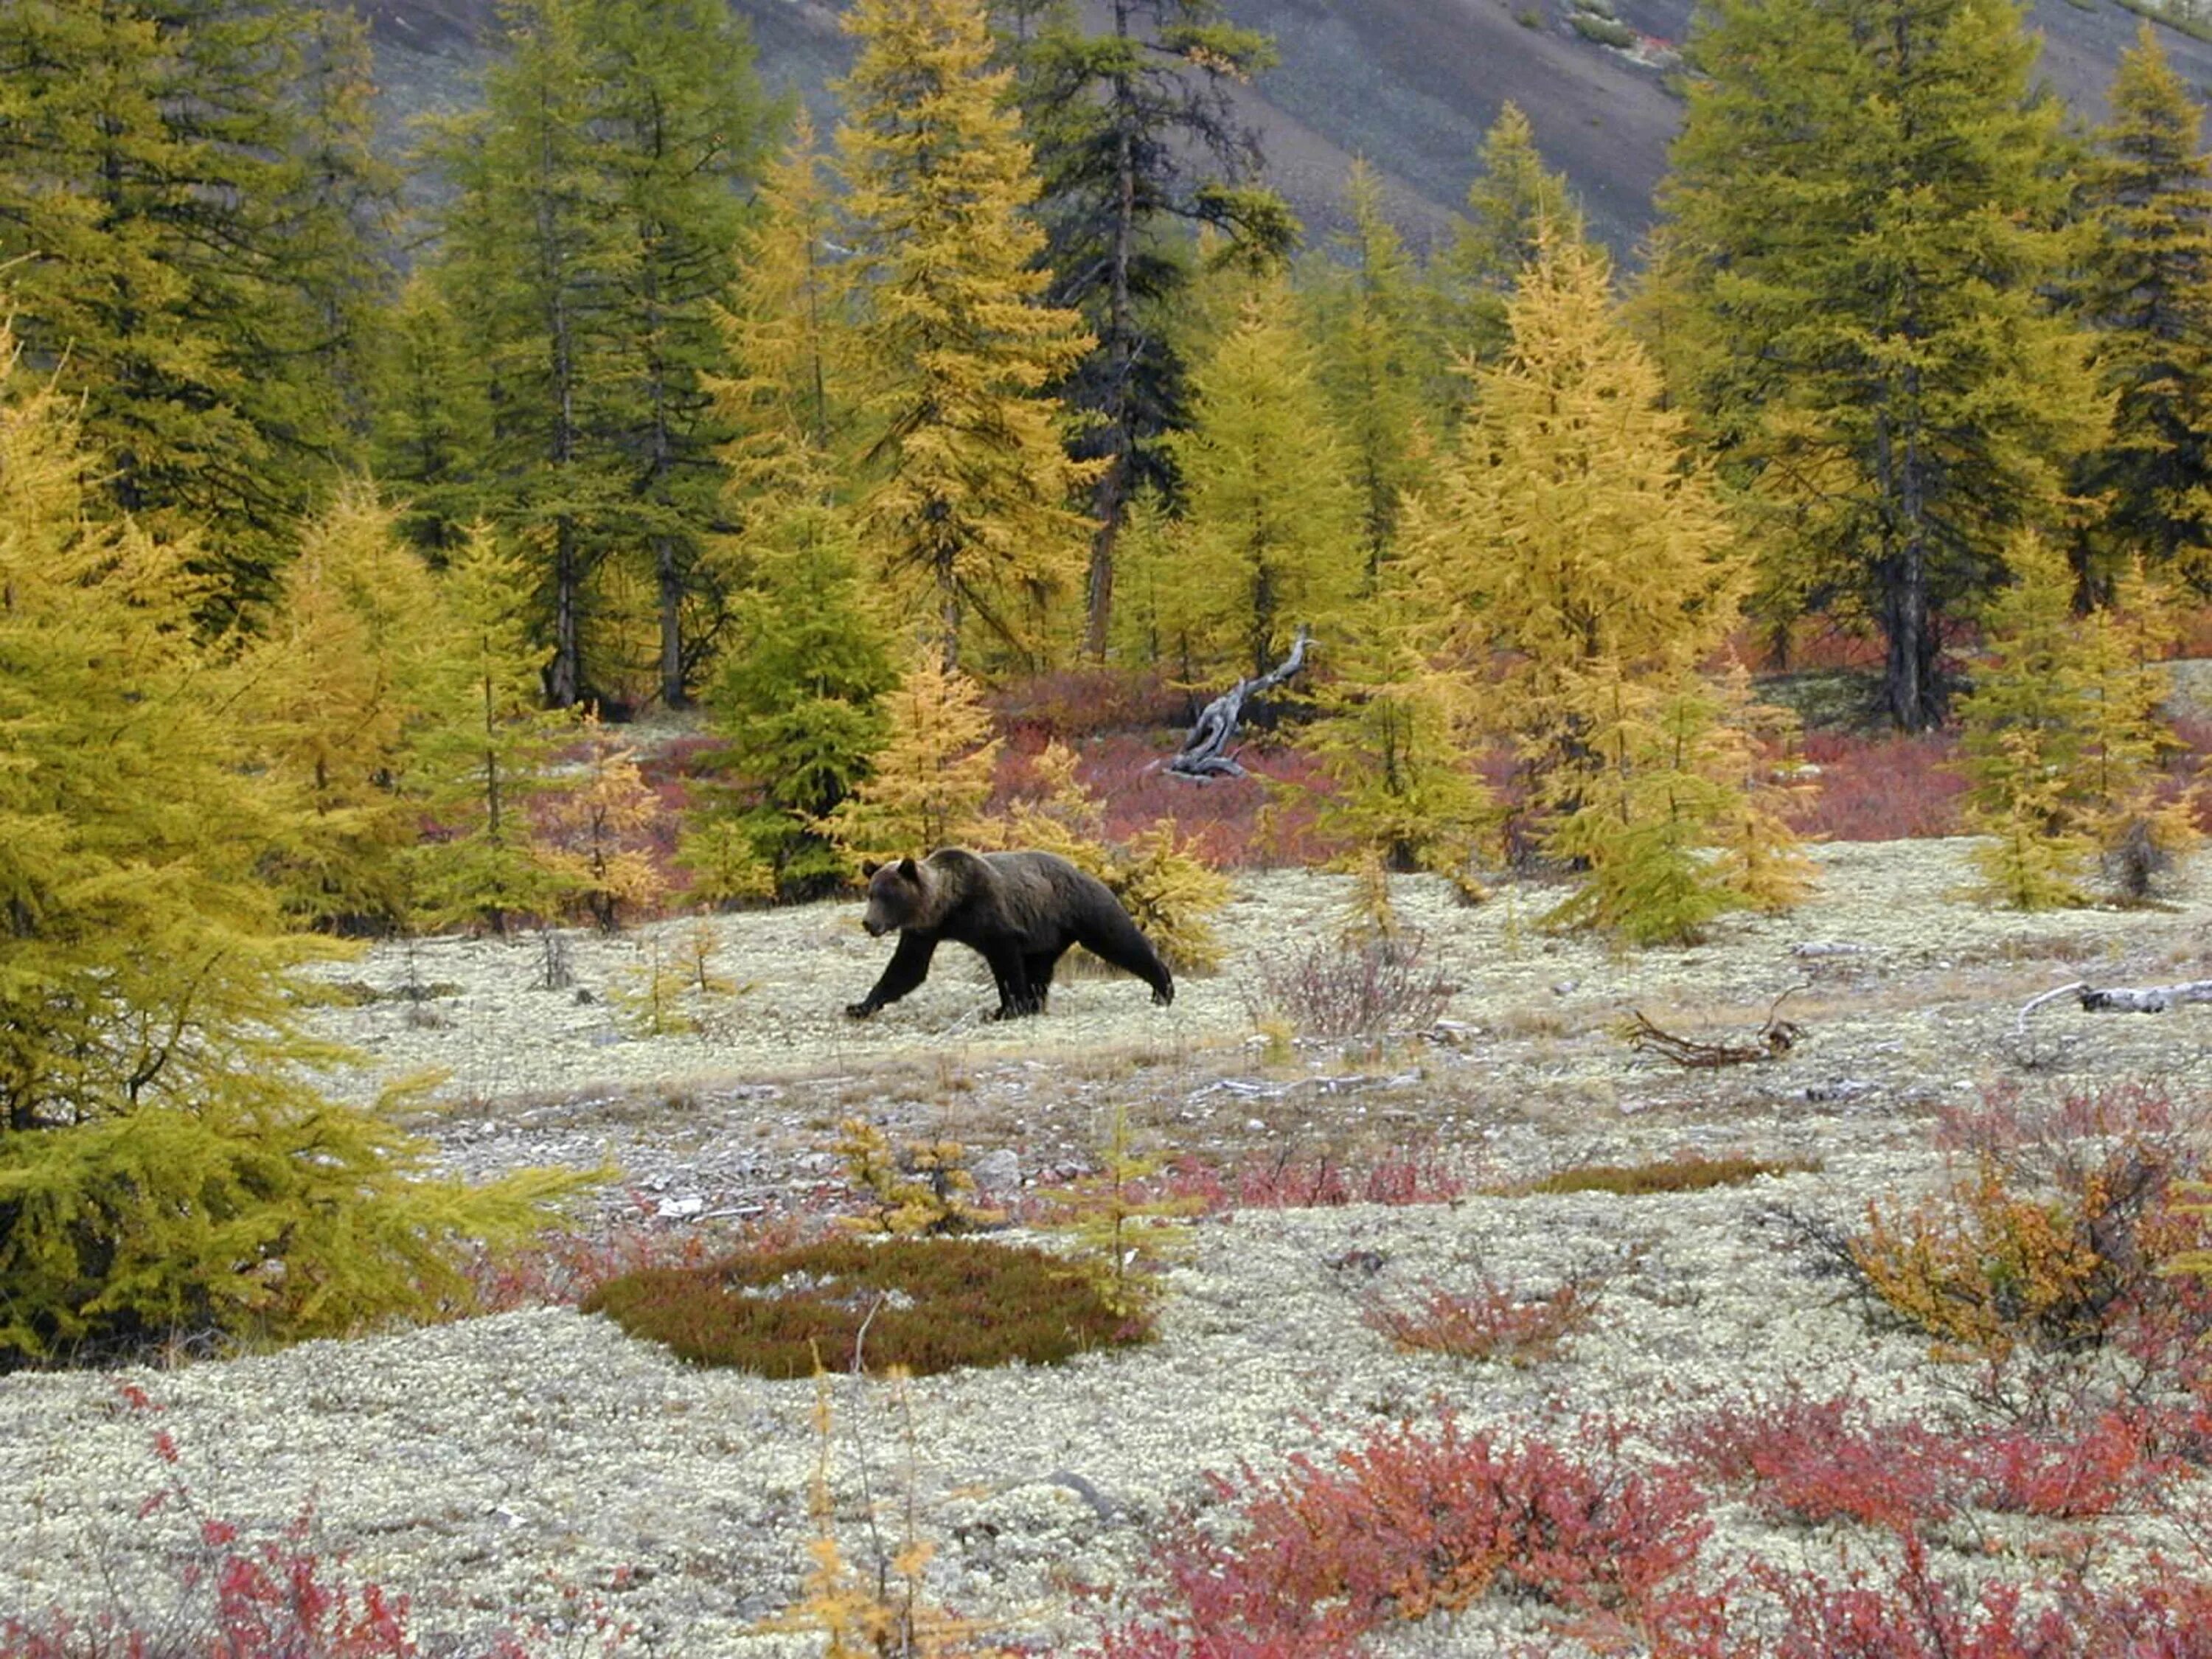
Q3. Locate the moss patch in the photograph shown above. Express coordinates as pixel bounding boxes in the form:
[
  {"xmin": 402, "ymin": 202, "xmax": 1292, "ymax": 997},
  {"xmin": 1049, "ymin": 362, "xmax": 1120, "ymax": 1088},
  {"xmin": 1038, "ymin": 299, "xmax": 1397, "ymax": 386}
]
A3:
[
  {"xmin": 582, "ymin": 1235, "xmax": 1150, "ymax": 1377},
  {"xmin": 1517, "ymin": 1154, "xmax": 1815, "ymax": 1197}
]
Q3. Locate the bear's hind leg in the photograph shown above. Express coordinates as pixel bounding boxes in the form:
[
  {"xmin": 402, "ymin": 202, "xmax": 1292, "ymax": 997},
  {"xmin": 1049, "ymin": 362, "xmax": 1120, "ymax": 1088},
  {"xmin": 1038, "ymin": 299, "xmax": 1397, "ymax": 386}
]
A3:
[
  {"xmin": 1077, "ymin": 917, "xmax": 1174, "ymax": 1006},
  {"xmin": 1023, "ymin": 947, "xmax": 1065, "ymax": 1010},
  {"xmin": 981, "ymin": 943, "xmax": 1043, "ymax": 1018}
]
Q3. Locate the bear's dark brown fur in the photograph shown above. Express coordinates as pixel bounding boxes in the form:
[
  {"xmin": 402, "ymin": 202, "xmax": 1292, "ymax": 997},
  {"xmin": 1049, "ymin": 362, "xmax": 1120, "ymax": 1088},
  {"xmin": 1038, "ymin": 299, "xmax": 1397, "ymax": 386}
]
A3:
[{"xmin": 846, "ymin": 849, "xmax": 1175, "ymax": 1020}]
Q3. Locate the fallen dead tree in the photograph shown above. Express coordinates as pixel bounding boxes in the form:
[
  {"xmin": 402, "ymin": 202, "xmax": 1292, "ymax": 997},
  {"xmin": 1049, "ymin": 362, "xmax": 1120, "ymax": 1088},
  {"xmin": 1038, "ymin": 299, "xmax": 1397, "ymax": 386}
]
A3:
[
  {"xmin": 2017, "ymin": 978, "xmax": 2212, "ymax": 1032},
  {"xmin": 1627, "ymin": 988, "xmax": 1804, "ymax": 1068},
  {"xmin": 1164, "ymin": 626, "xmax": 1312, "ymax": 780}
]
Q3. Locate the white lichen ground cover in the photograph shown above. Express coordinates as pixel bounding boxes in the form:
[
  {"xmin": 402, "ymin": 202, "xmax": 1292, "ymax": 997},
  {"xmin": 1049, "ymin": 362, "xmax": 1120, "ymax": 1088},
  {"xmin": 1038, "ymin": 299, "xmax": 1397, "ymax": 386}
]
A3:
[{"xmin": 3, "ymin": 839, "xmax": 2211, "ymax": 1655}]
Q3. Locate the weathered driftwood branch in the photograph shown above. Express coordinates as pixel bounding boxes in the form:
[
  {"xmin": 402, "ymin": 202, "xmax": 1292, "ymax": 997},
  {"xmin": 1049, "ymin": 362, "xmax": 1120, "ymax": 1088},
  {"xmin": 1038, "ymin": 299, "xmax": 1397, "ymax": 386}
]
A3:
[
  {"xmin": 1165, "ymin": 626, "xmax": 1312, "ymax": 781},
  {"xmin": 2008, "ymin": 977, "xmax": 2212, "ymax": 1068},
  {"xmin": 2076, "ymin": 978, "xmax": 2212, "ymax": 1014},
  {"xmin": 1627, "ymin": 987, "xmax": 1805, "ymax": 1068}
]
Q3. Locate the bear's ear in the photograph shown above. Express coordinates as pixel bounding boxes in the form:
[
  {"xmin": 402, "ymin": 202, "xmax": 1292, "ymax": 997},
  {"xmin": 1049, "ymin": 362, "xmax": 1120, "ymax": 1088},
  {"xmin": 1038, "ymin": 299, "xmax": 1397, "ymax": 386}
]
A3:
[
  {"xmin": 897, "ymin": 856, "xmax": 921, "ymax": 881},
  {"xmin": 860, "ymin": 860, "xmax": 880, "ymax": 879}
]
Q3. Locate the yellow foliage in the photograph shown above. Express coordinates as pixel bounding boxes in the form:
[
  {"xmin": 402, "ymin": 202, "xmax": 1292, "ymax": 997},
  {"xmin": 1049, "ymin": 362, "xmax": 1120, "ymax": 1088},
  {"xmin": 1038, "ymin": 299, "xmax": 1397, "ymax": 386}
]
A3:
[
  {"xmin": 1027, "ymin": 1105, "xmax": 1198, "ymax": 1319},
  {"xmin": 827, "ymin": 657, "xmax": 1001, "ymax": 864},
  {"xmin": 765, "ymin": 1371, "xmax": 1015, "ymax": 1658},
  {"xmin": 532, "ymin": 711, "xmax": 669, "ymax": 931},
  {"xmin": 981, "ymin": 740, "xmax": 1232, "ymax": 973},
  {"xmin": 1852, "ymin": 1161, "xmax": 2115, "ymax": 1359},
  {"xmin": 835, "ymin": 1119, "xmax": 1003, "ymax": 1237}
]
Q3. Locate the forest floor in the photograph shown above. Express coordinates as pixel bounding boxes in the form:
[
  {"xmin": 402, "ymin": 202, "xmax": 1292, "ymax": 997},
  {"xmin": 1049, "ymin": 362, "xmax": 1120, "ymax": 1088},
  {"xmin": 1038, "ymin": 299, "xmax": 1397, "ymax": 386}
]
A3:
[{"xmin": 4, "ymin": 840, "xmax": 2212, "ymax": 1655}]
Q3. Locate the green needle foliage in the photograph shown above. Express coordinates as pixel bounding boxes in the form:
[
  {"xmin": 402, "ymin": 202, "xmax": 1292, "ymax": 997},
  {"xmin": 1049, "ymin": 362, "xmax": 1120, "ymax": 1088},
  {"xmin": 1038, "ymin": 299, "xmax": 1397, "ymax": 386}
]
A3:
[
  {"xmin": 994, "ymin": 0, "xmax": 1296, "ymax": 656},
  {"xmin": 1651, "ymin": 0, "xmax": 2108, "ymax": 731},
  {"xmin": 2070, "ymin": 22, "xmax": 2212, "ymax": 597},
  {"xmin": 689, "ymin": 511, "xmax": 898, "ymax": 902},
  {"xmin": 0, "ymin": 0, "xmax": 394, "ymax": 621},
  {"xmin": 1427, "ymin": 100, "xmax": 1584, "ymax": 408},
  {"xmin": 0, "ymin": 331, "xmax": 582, "ymax": 1367},
  {"xmin": 1307, "ymin": 160, "xmax": 1435, "ymax": 585},
  {"xmin": 233, "ymin": 486, "xmax": 448, "ymax": 932},
  {"xmin": 1301, "ymin": 566, "xmax": 1493, "ymax": 887},
  {"xmin": 424, "ymin": 0, "xmax": 770, "ymax": 709},
  {"xmin": 403, "ymin": 521, "xmax": 574, "ymax": 936},
  {"xmin": 1028, "ymin": 1105, "xmax": 1198, "ymax": 1318},
  {"xmin": 1408, "ymin": 235, "xmax": 1804, "ymax": 943},
  {"xmin": 1957, "ymin": 536, "xmax": 2197, "ymax": 907},
  {"xmin": 1167, "ymin": 273, "xmax": 1363, "ymax": 681}
]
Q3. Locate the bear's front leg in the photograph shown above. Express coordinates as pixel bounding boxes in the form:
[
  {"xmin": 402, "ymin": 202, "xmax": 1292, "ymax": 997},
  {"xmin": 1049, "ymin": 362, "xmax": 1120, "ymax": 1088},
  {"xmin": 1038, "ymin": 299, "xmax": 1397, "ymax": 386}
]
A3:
[{"xmin": 847, "ymin": 933, "xmax": 936, "ymax": 1019}]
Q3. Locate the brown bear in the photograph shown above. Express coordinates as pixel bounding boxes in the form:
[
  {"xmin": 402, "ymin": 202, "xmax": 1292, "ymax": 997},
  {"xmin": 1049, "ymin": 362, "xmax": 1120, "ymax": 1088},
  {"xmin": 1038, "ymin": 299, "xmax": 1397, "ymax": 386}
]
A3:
[{"xmin": 846, "ymin": 848, "xmax": 1175, "ymax": 1020}]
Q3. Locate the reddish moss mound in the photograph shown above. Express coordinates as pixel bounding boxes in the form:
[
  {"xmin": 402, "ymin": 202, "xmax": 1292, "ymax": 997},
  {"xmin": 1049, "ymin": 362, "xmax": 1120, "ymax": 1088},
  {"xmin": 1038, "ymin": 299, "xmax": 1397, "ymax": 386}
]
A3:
[
  {"xmin": 582, "ymin": 1235, "xmax": 1150, "ymax": 1377},
  {"xmin": 1520, "ymin": 1154, "xmax": 1815, "ymax": 1197}
]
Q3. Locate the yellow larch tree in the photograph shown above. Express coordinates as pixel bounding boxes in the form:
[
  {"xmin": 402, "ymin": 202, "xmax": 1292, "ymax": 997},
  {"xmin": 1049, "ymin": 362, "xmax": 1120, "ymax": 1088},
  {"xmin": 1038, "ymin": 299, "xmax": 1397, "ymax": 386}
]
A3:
[
  {"xmin": 0, "ymin": 324, "xmax": 577, "ymax": 1364},
  {"xmin": 835, "ymin": 0, "xmax": 1100, "ymax": 671},
  {"xmin": 825, "ymin": 655, "xmax": 1004, "ymax": 863},
  {"xmin": 1410, "ymin": 234, "xmax": 1809, "ymax": 942},
  {"xmin": 233, "ymin": 484, "xmax": 447, "ymax": 931},
  {"xmin": 1168, "ymin": 272, "xmax": 1363, "ymax": 681}
]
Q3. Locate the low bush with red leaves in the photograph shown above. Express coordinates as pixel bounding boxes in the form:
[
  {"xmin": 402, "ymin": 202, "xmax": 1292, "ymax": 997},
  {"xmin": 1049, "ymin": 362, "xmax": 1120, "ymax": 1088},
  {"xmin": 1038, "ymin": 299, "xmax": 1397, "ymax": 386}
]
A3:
[
  {"xmin": 1787, "ymin": 729, "xmax": 1966, "ymax": 841},
  {"xmin": 1360, "ymin": 1272, "xmax": 1599, "ymax": 1366},
  {"xmin": 1091, "ymin": 1415, "xmax": 1722, "ymax": 1658},
  {"xmin": 3, "ymin": 1393, "xmax": 636, "ymax": 1659},
  {"xmin": 1753, "ymin": 1530, "xmax": 2212, "ymax": 1659},
  {"xmin": 1674, "ymin": 1391, "xmax": 2171, "ymax": 1534},
  {"xmin": 462, "ymin": 1197, "xmax": 811, "ymax": 1313}
]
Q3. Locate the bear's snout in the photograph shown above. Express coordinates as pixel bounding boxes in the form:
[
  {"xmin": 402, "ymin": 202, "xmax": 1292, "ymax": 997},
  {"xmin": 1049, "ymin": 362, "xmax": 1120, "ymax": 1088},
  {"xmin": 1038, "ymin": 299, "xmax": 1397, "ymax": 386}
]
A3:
[{"xmin": 863, "ymin": 915, "xmax": 888, "ymax": 938}]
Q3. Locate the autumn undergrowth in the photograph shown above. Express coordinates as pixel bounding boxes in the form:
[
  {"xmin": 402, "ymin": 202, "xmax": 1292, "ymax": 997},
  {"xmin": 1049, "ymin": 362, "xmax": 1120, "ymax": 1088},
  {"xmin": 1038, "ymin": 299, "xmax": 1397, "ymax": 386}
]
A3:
[{"xmin": 1, "ymin": 1385, "xmax": 634, "ymax": 1659}]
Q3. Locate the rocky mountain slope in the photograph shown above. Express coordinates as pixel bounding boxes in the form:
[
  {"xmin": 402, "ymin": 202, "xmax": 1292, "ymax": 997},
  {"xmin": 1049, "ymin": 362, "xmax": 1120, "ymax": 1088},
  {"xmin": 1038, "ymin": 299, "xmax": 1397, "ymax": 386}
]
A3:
[{"xmin": 355, "ymin": 0, "xmax": 2212, "ymax": 254}]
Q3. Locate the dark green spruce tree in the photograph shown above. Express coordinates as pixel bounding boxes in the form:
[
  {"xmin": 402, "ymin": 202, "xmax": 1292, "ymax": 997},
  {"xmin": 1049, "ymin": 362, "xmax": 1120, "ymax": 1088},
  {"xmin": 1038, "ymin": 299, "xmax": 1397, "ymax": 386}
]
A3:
[
  {"xmin": 592, "ymin": 0, "xmax": 771, "ymax": 709},
  {"xmin": 992, "ymin": 0, "xmax": 1298, "ymax": 657},
  {"xmin": 2070, "ymin": 22, "xmax": 2212, "ymax": 597},
  {"xmin": 0, "ymin": 0, "xmax": 396, "ymax": 619},
  {"xmin": 422, "ymin": 0, "xmax": 768, "ymax": 709},
  {"xmin": 1648, "ymin": 0, "xmax": 2108, "ymax": 729}
]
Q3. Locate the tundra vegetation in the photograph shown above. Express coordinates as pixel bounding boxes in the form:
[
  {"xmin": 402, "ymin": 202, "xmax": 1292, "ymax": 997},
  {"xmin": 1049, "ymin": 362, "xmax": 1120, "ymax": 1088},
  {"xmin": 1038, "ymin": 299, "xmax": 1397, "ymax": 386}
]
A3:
[{"xmin": 8, "ymin": 0, "xmax": 2212, "ymax": 1652}]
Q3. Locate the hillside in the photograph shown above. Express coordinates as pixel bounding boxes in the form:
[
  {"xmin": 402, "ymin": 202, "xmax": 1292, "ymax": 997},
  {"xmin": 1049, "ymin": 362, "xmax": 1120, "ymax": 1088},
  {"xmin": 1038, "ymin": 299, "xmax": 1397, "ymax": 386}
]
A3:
[{"xmin": 355, "ymin": 0, "xmax": 2212, "ymax": 255}]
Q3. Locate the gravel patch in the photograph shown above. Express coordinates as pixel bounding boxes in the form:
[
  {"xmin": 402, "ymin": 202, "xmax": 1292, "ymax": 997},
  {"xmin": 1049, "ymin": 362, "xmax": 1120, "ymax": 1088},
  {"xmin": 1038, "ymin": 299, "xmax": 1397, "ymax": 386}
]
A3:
[{"xmin": 4, "ymin": 839, "xmax": 2211, "ymax": 1652}]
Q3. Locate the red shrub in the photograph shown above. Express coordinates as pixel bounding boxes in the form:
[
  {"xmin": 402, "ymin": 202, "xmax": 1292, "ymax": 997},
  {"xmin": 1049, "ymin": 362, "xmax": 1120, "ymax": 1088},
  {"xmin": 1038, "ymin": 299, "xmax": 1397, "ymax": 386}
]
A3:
[
  {"xmin": 1756, "ymin": 1532, "xmax": 2212, "ymax": 1659},
  {"xmin": 1787, "ymin": 730, "xmax": 1966, "ymax": 841},
  {"xmin": 1360, "ymin": 1275, "xmax": 1597, "ymax": 1366},
  {"xmin": 1093, "ymin": 1416, "xmax": 1719, "ymax": 1657},
  {"xmin": 1758, "ymin": 1532, "xmax": 2076, "ymax": 1659},
  {"xmin": 464, "ymin": 1202, "xmax": 810, "ymax": 1312},
  {"xmin": 1966, "ymin": 1413, "xmax": 2162, "ymax": 1520},
  {"xmin": 1680, "ymin": 1389, "xmax": 2174, "ymax": 1535},
  {"xmin": 1676, "ymin": 1394, "xmax": 1959, "ymax": 1531},
  {"xmin": 990, "ymin": 667, "xmax": 1184, "ymax": 741}
]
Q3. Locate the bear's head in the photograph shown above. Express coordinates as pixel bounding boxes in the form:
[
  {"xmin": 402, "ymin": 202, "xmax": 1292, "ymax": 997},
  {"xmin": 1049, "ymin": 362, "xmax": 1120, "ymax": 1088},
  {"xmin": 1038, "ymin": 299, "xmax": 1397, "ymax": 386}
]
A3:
[{"xmin": 858, "ymin": 857, "xmax": 927, "ymax": 937}]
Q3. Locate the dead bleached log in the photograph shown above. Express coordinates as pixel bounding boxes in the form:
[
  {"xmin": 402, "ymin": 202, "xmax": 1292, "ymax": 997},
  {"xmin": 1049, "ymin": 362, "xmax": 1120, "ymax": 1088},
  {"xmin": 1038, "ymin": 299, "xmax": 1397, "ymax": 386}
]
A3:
[
  {"xmin": 2013, "ymin": 977, "xmax": 2212, "ymax": 1051},
  {"xmin": 2076, "ymin": 978, "xmax": 2212, "ymax": 1014},
  {"xmin": 1165, "ymin": 626, "xmax": 1312, "ymax": 780}
]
